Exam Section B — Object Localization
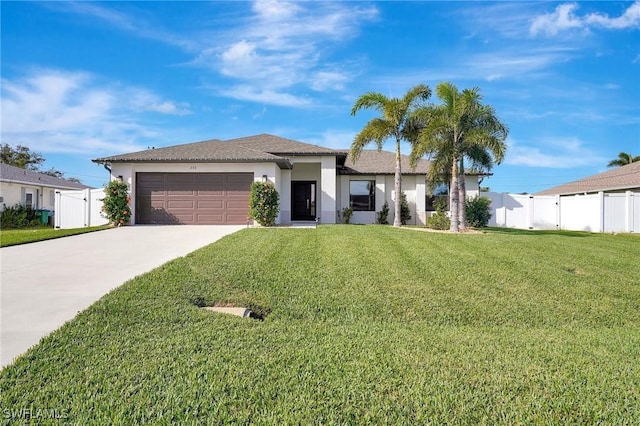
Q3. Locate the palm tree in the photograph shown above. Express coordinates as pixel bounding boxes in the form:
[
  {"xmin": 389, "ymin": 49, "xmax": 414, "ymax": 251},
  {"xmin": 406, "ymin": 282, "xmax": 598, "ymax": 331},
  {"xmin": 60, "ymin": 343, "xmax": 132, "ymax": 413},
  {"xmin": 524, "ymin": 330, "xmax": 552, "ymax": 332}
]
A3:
[
  {"xmin": 410, "ymin": 83, "xmax": 507, "ymax": 232},
  {"xmin": 350, "ymin": 84, "xmax": 431, "ymax": 227},
  {"xmin": 607, "ymin": 152, "xmax": 640, "ymax": 167}
]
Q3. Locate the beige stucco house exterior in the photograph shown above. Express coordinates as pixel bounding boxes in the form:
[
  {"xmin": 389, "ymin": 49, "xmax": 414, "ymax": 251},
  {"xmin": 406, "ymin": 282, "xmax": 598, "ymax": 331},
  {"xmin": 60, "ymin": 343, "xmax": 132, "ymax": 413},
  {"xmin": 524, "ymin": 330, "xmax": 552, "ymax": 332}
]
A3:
[{"xmin": 92, "ymin": 134, "xmax": 480, "ymax": 226}]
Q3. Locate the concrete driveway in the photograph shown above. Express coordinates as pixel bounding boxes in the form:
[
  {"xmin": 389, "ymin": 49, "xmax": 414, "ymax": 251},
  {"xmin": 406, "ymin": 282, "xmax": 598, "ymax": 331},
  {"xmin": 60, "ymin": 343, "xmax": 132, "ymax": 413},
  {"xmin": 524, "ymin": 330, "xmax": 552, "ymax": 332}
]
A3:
[{"xmin": 0, "ymin": 225, "xmax": 243, "ymax": 368}]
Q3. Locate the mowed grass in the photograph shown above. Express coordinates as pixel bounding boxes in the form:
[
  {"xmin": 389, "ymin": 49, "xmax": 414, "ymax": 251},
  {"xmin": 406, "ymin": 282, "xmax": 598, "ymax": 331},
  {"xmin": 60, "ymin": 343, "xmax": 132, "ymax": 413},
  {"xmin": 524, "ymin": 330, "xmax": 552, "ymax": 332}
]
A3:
[
  {"xmin": 1, "ymin": 226, "xmax": 638, "ymax": 424},
  {"xmin": 0, "ymin": 225, "xmax": 111, "ymax": 247}
]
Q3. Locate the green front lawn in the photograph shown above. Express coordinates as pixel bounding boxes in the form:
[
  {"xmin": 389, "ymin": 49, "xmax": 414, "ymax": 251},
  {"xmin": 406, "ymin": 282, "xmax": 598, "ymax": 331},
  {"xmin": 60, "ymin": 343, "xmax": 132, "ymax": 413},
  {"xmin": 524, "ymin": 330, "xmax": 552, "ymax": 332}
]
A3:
[
  {"xmin": 1, "ymin": 226, "xmax": 638, "ymax": 423},
  {"xmin": 0, "ymin": 225, "xmax": 111, "ymax": 247}
]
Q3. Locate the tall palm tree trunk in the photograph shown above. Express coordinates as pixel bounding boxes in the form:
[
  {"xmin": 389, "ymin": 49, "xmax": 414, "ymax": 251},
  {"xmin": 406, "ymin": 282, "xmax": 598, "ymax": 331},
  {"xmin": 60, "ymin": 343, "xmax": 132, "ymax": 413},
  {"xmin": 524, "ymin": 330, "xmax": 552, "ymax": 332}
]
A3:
[
  {"xmin": 458, "ymin": 157, "xmax": 467, "ymax": 231},
  {"xmin": 393, "ymin": 136, "xmax": 402, "ymax": 227},
  {"xmin": 450, "ymin": 155, "xmax": 460, "ymax": 232}
]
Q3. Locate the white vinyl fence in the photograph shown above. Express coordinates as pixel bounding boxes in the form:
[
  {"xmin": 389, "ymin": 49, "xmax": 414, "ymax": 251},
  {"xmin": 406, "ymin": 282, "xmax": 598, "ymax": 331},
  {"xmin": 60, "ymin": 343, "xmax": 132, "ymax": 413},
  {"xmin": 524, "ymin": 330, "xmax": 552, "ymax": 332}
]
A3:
[
  {"xmin": 54, "ymin": 188, "xmax": 108, "ymax": 229},
  {"xmin": 484, "ymin": 191, "xmax": 639, "ymax": 233}
]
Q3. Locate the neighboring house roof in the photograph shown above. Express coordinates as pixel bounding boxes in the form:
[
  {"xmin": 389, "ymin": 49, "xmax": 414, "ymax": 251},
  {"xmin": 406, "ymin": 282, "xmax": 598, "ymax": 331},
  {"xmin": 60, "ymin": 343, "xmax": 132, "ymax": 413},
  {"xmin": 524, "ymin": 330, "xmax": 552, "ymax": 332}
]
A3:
[
  {"xmin": 0, "ymin": 163, "xmax": 88, "ymax": 190},
  {"xmin": 535, "ymin": 162, "xmax": 640, "ymax": 196},
  {"xmin": 340, "ymin": 150, "xmax": 431, "ymax": 175},
  {"xmin": 92, "ymin": 134, "xmax": 348, "ymax": 169}
]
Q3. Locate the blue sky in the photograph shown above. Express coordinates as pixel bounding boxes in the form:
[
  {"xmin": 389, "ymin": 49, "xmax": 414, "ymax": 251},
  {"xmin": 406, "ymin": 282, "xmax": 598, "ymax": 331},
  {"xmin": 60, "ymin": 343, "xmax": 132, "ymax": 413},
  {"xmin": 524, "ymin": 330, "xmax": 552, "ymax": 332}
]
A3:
[{"xmin": 2, "ymin": 1, "xmax": 639, "ymax": 192}]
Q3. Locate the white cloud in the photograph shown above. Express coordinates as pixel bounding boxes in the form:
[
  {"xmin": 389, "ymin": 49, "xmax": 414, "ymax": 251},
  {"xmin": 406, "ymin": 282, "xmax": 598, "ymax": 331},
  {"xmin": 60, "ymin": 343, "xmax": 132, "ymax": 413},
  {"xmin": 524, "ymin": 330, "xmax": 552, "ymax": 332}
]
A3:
[
  {"xmin": 1, "ymin": 69, "xmax": 189, "ymax": 155},
  {"xmin": 505, "ymin": 137, "xmax": 606, "ymax": 168},
  {"xmin": 530, "ymin": 1, "xmax": 640, "ymax": 37},
  {"xmin": 204, "ymin": 0, "xmax": 378, "ymax": 103},
  {"xmin": 218, "ymin": 85, "xmax": 311, "ymax": 107}
]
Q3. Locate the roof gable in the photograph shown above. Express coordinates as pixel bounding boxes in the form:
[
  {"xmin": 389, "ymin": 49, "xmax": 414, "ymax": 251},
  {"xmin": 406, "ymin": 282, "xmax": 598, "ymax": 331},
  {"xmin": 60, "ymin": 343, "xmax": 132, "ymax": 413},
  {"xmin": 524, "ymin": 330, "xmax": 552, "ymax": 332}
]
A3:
[
  {"xmin": 0, "ymin": 163, "xmax": 89, "ymax": 189},
  {"xmin": 535, "ymin": 162, "xmax": 640, "ymax": 195}
]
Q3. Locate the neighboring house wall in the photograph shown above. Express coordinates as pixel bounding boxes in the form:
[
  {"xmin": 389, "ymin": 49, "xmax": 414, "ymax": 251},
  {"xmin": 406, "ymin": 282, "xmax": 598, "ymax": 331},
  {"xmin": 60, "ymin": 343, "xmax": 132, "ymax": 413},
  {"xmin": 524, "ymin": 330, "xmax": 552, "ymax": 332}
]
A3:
[{"xmin": 0, "ymin": 182, "xmax": 58, "ymax": 211}]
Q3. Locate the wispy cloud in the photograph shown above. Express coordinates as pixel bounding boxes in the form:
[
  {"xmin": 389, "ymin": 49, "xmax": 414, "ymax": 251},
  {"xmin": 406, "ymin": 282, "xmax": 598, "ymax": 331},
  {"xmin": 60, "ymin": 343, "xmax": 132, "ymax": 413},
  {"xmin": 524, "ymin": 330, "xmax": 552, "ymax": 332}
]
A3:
[
  {"xmin": 505, "ymin": 137, "xmax": 606, "ymax": 168},
  {"xmin": 51, "ymin": 2, "xmax": 195, "ymax": 50},
  {"xmin": 52, "ymin": 0, "xmax": 378, "ymax": 107},
  {"xmin": 530, "ymin": 1, "xmax": 640, "ymax": 37},
  {"xmin": 191, "ymin": 0, "xmax": 378, "ymax": 106},
  {"xmin": 1, "ymin": 69, "xmax": 190, "ymax": 155}
]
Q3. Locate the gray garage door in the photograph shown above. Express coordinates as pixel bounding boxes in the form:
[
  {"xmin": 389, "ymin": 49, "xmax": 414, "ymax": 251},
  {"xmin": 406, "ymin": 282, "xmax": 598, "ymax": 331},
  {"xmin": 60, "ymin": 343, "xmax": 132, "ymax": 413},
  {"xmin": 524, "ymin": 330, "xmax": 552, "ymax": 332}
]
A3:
[{"xmin": 136, "ymin": 173, "xmax": 253, "ymax": 224}]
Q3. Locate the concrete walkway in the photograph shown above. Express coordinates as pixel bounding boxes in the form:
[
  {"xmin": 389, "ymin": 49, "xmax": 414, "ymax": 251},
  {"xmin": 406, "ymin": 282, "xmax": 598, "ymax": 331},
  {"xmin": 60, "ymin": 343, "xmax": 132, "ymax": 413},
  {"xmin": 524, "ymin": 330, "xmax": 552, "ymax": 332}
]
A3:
[{"xmin": 0, "ymin": 225, "xmax": 243, "ymax": 368}]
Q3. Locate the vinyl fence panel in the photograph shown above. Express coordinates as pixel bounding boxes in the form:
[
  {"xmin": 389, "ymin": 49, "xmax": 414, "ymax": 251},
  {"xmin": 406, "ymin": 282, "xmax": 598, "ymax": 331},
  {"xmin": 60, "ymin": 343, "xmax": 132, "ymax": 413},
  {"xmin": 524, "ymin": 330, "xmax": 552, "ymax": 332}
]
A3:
[
  {"xmin": 531, "ymin": 195, "xmax": 558, "ymax": 230},
  {"xmin": 603, "ymin": 193, "xmax": 627, "ymax": 233},
  {"xmin": 54, "ymin": 188, "xmax": 107, "ymax": 229}
]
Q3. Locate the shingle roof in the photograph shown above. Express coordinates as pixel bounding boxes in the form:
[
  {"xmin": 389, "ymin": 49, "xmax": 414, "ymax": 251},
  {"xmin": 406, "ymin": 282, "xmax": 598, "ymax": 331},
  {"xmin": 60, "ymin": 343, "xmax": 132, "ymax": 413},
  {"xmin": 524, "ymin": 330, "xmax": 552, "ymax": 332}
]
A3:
[
  {"xmin": 340, "ymin": 150, "xmax": 431, "ymax": 175},
  {"xmin": 0, "ymin": 163, "xmax": 89, "ymax": 189},
  {"xmin": 92, "ymin": 134, "xmax": 347, "ymax": 169},
  {"xmin": 229, "ymin": 134, "xmax": 347, "ymax": 156},
  {"xmin": 535, "ymin": 162, "xmax": 640, "ymax": 196}
]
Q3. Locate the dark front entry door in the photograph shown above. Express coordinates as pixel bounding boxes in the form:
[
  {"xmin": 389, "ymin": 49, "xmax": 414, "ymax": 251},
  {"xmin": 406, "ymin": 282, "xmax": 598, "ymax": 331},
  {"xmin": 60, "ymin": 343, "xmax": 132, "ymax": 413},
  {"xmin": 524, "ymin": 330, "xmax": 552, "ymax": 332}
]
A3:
[{"xmin": 291, "ymin": 181, "xmax": 316, "ymax": 221}]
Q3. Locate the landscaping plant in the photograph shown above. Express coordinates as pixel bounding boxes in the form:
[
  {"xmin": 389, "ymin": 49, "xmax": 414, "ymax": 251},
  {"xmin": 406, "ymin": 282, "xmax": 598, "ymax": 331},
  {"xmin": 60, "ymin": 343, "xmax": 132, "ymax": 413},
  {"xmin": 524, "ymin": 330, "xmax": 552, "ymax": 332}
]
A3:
[
  {"xmin": 465, "ymin": 195, "xmax": 492, "ymax": 228},
  {"xmin": 101, "ymin": 180, "xmax": 131, "ymax": 226},
  {"xmin": 400, "ymin": 192, "xmax": 411, "ymax": 225},
  {"xmin": 249, "ymin": 181, "xmax": 279, "ymax": 226},
  {"xmin": 426, "ymin": 198, "xmax": 450, "ymax": 230},
  {"xmin": 341, "ymin": 207, "xmax": 353, "ymax": 224},
  {"xmin": 0, "ymin": 204, "xmax": 41, "ymax": 228},
  {"xmin": 376, "ymin": 201, "xmax": 389, "ymax": 224}
]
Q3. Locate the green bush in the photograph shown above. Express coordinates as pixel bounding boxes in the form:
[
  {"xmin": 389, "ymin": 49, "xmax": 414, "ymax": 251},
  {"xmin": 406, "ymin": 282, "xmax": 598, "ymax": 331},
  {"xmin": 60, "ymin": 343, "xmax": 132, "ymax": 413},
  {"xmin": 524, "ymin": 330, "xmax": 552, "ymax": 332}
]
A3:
[
  {"xmin": 466, "ymin": 196, "xmax": 492, "ymax": 228},
  {"xmin": 426, "ymin": 199, "xmax": 450, "ymax": 230},
  {"xmin": 376, "ymin": 201, "xmax": 389, "ymax": 224},
  {"xmin": 0, "ymin": 204, "xmax": 40, "ymax": 228},
  {"xmin": 249, "ymin": 182, "xmax": 280, "ymax": 226},
  {"xmin": 341, "ymin": 207, "xmax": 353, "ymax": 224},
  {"xmin": 101, "ymin": 180, "xmax": 131, "ymax": 226},
  {"xmin": 400, "ymin": 192, "xmax": 411, "ymax": 225}
]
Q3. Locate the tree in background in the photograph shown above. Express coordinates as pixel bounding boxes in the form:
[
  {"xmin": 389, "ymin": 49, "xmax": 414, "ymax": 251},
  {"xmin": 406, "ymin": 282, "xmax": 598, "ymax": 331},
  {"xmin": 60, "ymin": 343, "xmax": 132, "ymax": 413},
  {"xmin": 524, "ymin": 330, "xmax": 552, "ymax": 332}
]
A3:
[
  {"xmin": 607, "ymin": 152, "xmax": 640, "ymax": 167},
  {"xmin": 1, "ymin": 143, "xmax": 80, "ymax": 183},
  {"xmin": 1, "ymin": 144, "xmax": 44, "ymax": 170},
  {"xmin": 350, "ymin": 84, "xmax": 431, "ymax": 227}
]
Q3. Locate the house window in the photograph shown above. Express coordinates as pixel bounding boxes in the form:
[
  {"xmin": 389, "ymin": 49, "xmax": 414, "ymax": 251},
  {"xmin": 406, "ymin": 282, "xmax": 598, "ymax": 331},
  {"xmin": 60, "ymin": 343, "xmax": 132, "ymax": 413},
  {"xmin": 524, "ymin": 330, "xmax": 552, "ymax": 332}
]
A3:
[
  {"xmin": 25, "ymin": 192, "xmax": 34, "ymax": 209},
  {"xmin": 426, "ymin": 184, "xmax": 449, "ymax": 211},
  {"xmin": 350, "ymin": 180, "xmax": 375, "ymax": 211}
]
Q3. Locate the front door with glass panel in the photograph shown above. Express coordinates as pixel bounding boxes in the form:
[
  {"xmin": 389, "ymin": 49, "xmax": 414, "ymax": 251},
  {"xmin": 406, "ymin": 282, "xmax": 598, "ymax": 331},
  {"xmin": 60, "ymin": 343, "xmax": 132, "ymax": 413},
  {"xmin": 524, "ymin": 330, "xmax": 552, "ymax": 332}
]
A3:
[{"xmin": 291, "ymin": 181, "xmax": 316, "ymax": 221}]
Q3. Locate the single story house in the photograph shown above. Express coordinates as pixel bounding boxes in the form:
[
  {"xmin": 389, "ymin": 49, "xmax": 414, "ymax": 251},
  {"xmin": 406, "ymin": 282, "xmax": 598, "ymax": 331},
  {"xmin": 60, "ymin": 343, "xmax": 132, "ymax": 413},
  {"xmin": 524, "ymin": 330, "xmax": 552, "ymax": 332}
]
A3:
[
  {"xmin": 0, "ymin": 163, "xmax": 88, "ymax": 211},
  {"xmin": 92, "ymin": 134, "xmax": 481, "ymax": 225},
  {"xmin": 535, "ymin": 161, "xmax": 640, "ymax": 196}
]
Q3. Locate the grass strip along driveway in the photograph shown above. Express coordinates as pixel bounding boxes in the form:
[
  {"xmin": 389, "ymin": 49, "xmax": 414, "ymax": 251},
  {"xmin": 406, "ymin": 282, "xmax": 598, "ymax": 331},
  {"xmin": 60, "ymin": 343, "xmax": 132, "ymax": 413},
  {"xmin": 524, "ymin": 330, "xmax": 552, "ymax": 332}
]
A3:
[
  {"xmin": 1, "ymin": 226, "xmax": 638, "ymax": 423},
  {"xmin": 0, "ymin": 226, "xmax": 111, "ymax": 247}
]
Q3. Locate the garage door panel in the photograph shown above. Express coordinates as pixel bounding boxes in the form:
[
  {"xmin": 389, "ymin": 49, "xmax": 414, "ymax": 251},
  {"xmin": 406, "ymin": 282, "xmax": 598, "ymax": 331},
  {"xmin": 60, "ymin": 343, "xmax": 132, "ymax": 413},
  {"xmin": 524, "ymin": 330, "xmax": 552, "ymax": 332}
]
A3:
[
  {"xmin": 136, "ymin": 172, "xmax": 252, "ymax": 224},
  {"xmin": 167, "ymin": 200, "xmax": 195, "ymax": 209},
  {"xmin": 197, "ymin": 200, "xmax": 224, "ymax": 209}
]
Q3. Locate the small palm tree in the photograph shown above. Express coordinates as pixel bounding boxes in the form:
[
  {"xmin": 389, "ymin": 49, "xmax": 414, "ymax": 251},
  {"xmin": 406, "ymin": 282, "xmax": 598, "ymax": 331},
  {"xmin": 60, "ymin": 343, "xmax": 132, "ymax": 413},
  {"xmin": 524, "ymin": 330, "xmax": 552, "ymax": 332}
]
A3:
[
  {"xmin": 350, "ymin": 84, "xmax": 431, "ymax": 227},
  {"xmin": 410, "ymin": 83, "xmax": 507, "ymax": 232},
  {"xmin": 607, "ymin": 152, "xmax": 640, "ymax": 167}
]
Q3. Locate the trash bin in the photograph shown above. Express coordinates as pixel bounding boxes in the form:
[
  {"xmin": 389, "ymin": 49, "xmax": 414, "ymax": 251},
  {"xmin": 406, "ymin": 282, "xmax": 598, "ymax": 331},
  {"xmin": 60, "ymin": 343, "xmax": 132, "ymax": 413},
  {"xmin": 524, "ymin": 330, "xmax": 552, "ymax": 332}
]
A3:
[{"xmin": 39, "ymin": 209, "xmax": 50, "ymax": 225}]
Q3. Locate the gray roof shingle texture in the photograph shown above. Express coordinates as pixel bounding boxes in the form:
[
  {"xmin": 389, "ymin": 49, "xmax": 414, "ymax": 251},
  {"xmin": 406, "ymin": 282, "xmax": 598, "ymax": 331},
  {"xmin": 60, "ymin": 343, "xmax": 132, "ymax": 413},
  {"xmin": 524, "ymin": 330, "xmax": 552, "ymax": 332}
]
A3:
[
  {"xmin": 0, "ymin": 163, "xmax": 89, "ymax": 189},
  {"xmin": 93, "ymin": 134, "xmax": 348, "ymax": 164},
  {"xmin": 341, "ymin": 150, "xmax": 431, "ymax": 175},
  {"xmin": 535, "ymin": 161, "xmax": 640, "ymax": 195}
]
